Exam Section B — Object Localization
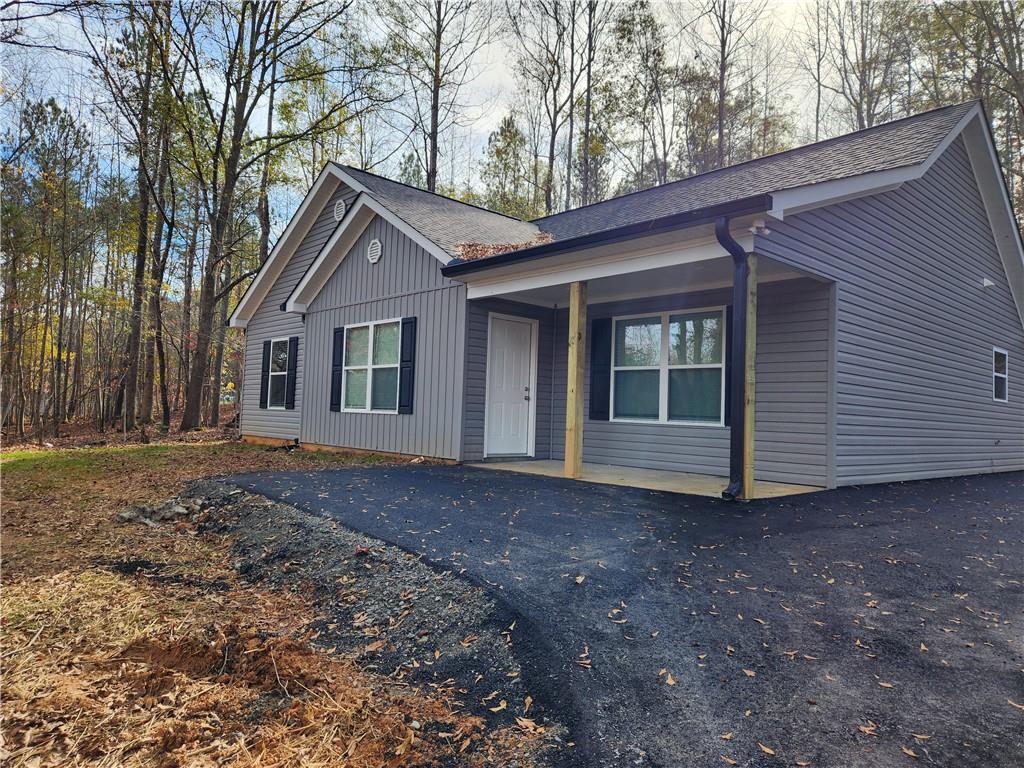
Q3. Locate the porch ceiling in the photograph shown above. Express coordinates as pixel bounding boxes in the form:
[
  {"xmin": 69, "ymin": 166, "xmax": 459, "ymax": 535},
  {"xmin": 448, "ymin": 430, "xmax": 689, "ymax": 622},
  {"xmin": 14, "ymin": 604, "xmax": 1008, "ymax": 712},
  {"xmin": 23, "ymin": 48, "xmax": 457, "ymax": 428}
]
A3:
[{"xmin": 483, "ymin": 252, "xmax": 819, "ymax": 308}]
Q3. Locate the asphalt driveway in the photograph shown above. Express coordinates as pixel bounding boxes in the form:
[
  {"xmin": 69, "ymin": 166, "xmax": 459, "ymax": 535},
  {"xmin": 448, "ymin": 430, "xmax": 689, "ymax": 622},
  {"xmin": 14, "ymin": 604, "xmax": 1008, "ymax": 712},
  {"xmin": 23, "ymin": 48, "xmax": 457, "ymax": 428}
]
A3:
[{"xmin": 229, "ymin": 465, "xmax": 1024, "ymax": 767}]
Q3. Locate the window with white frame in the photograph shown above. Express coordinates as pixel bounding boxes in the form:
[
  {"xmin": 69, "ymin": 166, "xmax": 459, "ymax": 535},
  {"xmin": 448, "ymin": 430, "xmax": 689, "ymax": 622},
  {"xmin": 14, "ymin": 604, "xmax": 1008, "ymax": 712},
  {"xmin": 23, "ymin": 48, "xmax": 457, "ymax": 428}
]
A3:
[
  {"xmin": 343, "ymin": 320, "xmax": 401, "ymax": 412},
  {"xmin": 612, "ymin": 309, "xmax": 725, "ymax": 424},
  {"xmin": 268, "ymin": 338, "xmax": 289, "ymax": 408},
  {"xmin": 993, "ymin": 347, "xmax": 1008, "ymax": 402}
]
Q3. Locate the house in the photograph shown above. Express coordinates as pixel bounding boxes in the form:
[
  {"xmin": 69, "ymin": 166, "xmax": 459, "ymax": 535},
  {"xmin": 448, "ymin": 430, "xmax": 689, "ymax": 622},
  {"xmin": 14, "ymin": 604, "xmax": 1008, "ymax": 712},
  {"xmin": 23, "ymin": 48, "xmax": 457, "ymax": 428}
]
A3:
[{"xmin": 228, "ymin": 101, "xmax": 1024, "ymax": 499}]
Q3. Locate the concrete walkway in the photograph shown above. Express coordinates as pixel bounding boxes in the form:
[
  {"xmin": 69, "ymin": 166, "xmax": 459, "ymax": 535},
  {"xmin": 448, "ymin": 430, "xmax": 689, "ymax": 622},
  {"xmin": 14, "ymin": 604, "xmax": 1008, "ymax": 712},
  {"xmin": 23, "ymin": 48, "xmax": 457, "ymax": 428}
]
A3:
[{"xmin": 471, "ymin": 458, "xmax": 821, "ymax": 498}]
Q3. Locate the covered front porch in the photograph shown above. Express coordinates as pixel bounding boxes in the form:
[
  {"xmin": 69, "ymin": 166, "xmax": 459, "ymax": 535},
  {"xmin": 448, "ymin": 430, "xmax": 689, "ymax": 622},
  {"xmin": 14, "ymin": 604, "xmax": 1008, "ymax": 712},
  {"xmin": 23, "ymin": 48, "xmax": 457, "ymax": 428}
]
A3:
[{"xmin": 451, "ymin": 211, "xmax": 835, "ymax": 500}]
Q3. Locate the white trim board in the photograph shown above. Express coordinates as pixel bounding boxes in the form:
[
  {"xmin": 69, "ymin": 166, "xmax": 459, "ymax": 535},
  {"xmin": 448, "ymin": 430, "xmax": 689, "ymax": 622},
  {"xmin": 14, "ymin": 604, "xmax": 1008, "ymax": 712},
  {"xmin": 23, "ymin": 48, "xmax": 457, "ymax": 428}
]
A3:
[
  {"xmin": 465, "ymin": 233, "xmax": 754, "ymax": 300},
  {"xmin": 229, "ymin": 164, "xmax": 452, "ymax": 327},
  {"xmin": 286, "ymin": 194, "xmax": 452, "ymax": 314},
  {"xmin": 229, "ymin": 167, "xmax": 340, "ymax": 328}
]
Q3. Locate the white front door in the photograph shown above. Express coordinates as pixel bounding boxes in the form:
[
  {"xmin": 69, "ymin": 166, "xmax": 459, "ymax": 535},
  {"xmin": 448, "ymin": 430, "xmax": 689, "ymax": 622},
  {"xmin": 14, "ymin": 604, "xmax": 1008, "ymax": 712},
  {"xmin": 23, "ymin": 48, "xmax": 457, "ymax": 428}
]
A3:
[{"xmin": 485, "ymin": 314, "xmax": 536, "ymax": 456}]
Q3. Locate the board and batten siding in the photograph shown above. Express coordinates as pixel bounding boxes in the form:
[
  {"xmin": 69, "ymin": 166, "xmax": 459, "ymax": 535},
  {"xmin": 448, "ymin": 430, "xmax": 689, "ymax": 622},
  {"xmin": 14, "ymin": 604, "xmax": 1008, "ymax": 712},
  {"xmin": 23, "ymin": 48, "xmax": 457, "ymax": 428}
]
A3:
[
  {"xmin": 301, "ymin": 215, "xmax": 467, "ymax": 459},
  {"xmin": 542, "ymin": 278, "xmax": 832, "ymax": 485},
  {"xmin": 461, "ymin": 299, "xmax": 556, "ymax": 461},
  {"xmin": 756, "ymin": 136, "xmax": 1024, "ymax": 484},
  {"xmin": 240, "ymin": 183, "xmax": 358, "ymax": 440}
]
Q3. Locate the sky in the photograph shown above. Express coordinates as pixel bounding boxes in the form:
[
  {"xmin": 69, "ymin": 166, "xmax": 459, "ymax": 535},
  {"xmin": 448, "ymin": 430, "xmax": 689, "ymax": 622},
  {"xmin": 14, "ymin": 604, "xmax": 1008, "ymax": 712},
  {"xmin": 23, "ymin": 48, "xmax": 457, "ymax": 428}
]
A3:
[{"xmin": 3, "ymin": 0, "xmax": 822, "ymax": 229}]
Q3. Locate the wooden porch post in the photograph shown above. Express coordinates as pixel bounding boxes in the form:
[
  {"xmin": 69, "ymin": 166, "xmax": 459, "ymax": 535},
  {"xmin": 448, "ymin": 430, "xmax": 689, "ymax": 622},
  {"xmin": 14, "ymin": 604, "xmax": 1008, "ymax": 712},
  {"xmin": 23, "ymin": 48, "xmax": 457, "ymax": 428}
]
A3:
[
  {"xmin": 565, "ymin": 281, "xmax": 588, "ymax": 478},
  {"xmin": 741, "ymin": 255, "xmax": 757, "ymax": 500}
]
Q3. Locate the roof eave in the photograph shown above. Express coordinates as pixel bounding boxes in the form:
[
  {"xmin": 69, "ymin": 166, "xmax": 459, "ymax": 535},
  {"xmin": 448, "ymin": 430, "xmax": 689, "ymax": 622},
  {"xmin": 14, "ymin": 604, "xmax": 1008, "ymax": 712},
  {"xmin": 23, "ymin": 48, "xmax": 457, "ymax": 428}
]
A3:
[{"xmin": 442, "ymin": 193, "xmax": 774, "ymax": 278}]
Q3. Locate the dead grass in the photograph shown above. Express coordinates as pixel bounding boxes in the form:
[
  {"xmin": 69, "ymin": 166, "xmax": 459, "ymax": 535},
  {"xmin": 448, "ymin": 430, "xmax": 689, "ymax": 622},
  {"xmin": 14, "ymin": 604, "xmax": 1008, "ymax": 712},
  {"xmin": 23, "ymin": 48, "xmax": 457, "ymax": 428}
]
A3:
[{"xmin": 0, "ymin": 441, "xmax": 549, "ymax": 767}]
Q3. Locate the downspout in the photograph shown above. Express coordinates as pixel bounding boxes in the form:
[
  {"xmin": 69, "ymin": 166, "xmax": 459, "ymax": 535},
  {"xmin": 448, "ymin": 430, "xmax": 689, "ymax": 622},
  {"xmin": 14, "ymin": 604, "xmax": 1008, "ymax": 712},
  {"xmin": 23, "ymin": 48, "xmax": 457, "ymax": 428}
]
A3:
[{"xmin": 715, "ymin": 216, "xmax": 748, "ymax": 500}]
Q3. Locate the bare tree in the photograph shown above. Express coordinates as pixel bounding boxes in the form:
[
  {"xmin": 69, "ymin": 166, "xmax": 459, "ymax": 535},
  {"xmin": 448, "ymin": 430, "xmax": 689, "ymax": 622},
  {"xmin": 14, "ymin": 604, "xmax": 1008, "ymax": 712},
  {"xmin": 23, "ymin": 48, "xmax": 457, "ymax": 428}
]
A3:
[
  {"xmin": 823, "ymin": 0, "xmax": 910, "ymax": 130},
  {"xmin": 382, "ymin": 0, "xmax": 492, "ymax": 192}
]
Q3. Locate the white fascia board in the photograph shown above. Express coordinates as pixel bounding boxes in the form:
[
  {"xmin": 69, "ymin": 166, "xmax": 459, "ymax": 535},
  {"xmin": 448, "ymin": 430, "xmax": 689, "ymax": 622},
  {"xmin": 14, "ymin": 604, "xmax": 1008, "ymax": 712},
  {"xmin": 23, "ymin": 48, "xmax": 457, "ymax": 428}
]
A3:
[
  {"xmin": 286, "ymin": 197, "xmax": 375, "ymax": 313},
  {"xmin": 768, "ymin": 103, "xmax": 983, "ymax": 221},
  {"xmin": 465, "ymin": 232, "xmax": 753, "ymax": 300},
  {"xmin": 228, "ymin": 166, "xmax": 341, "ymax": 327},
  {"xmin": 286, "ymin": 194, "xmax": 453, "ymax": 313},
  {"xmin": 328, "ymin": 163, "xmax": 452, "ymax": 266},
  {"xmin": 961, "ymin": 115, "xmax": 1024, "ymax": 326}
]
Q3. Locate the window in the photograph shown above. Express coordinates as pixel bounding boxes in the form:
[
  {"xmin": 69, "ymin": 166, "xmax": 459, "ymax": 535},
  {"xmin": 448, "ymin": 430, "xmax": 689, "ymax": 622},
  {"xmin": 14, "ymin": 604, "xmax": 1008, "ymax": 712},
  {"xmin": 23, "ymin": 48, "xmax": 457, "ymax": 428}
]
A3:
[
  {"xmin": 268, "ymin": 338, "xmax": 289, "ymax": 408},
  {"xmin": 343, "ymin": 319, "xmax": 401, "ymax": 412},
  {"xmin": 612, "ymin": 308, "xmax": 725, "ymax": 425},
  {"xmin": 993, "ymin": 347, "xmax": 1008, "ymax": 402}
]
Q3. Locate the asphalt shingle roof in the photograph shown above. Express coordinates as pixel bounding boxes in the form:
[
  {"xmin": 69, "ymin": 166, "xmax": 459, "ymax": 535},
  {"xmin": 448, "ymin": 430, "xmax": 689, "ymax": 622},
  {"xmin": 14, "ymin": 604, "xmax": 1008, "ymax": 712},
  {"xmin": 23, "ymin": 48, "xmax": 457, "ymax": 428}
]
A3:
[
  {"xmin": 532, "ymin": 101, "xmax": 977, "ymax": 242},
  {"xmin": 336, "ymin": 102, "xmax": 976, "ymax": 260},
  {"xmin": 335, "ymin": 164, "xmax": 540, "ymax": 256}
]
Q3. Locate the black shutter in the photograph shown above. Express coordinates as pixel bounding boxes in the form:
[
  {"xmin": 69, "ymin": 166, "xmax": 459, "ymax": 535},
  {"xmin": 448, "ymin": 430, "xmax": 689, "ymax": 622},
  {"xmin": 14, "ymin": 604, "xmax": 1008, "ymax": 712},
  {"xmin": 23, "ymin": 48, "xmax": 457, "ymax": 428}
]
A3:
[
  {"xmin": 398, "ymin": 316, "xmax": 417, "ymax": 414},
  {"xmin": 259, "ymin": 340, "xmax": 271, "ymax": 409},
  {"xmin": 329, "ymin": 327, "xmax": 344, "ymax": 412},
  {"xmin": 723, "ymin": 305, "xmax": 733, "ymax": 427},
  {"xmin": 284, "ymin": 336, "xmax": 298, "ymax": 409},
  {"xmin": 589, "ymin": 317, "xmax": 612, "ymax": 421}
]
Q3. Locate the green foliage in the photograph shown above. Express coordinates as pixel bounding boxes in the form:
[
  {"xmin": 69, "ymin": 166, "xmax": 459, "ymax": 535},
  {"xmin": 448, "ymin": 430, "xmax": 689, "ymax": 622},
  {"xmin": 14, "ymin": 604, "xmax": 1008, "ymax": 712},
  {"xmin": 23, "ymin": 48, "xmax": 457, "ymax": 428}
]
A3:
[{"xmin": 480, "ymin": 114, "xmax": 544, "ymax": 220}]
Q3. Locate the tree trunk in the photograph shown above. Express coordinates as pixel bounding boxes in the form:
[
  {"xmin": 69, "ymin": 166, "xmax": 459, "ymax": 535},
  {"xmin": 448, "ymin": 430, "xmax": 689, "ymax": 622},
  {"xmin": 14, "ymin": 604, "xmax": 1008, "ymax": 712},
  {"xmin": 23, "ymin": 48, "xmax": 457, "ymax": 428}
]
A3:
[{"xmin": 427, "ymin": 0, "xmax": 443, "ymax": 192}]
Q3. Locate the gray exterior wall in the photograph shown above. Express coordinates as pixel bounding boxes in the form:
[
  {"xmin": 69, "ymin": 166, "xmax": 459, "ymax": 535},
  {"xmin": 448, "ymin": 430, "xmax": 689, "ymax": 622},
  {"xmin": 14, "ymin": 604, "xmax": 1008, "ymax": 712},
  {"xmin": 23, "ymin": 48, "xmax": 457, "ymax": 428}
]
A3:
[
  {"xmin": 300, "ymin": 215, "xmax": 467, "ymax": 459},
  {"xmin": 240, "ymin": 183, "xmax": 357, "ymax": 439},
  {"xmin": 461, "ymin": 299, "xmax": 556, "ymax": 461},
  {"xmin": 756, "ymin": 136, "xmax": 1024, "ymax": 484}
]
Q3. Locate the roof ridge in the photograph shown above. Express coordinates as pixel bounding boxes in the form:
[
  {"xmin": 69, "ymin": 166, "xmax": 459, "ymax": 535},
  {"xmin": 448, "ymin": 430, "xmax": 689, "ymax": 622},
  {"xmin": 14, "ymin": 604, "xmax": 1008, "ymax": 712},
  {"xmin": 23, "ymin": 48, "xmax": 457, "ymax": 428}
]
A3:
[
  {"xmin": 531, "ymin": 99, "xmax": 979, "ymax": 224},
  {"xmin": 334, "ymin": 162, "xmax": 534, "ymax": 225}
]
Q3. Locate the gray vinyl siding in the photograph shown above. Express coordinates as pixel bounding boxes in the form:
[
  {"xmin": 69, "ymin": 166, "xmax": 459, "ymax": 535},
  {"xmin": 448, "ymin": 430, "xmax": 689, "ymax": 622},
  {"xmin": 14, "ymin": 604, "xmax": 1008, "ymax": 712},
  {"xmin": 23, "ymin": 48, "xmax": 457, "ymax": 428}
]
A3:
[
  {"xmin": 240, "ymin": 183, "xmax": 357, "ymax": 439},
  {"xmin": 301, "ymin": 215, "xmax": 467, "ymax": 459},
  {"xmin": 756, "ymin": 136, "xmax": 1024, "ymax": 484},
  {"xmin": 541, "ymin": 279, "xmax": 832, "ymax": 485},
  {"xmin": 461, "ymin": 299, "xmax": 556, "ymax": 461}
]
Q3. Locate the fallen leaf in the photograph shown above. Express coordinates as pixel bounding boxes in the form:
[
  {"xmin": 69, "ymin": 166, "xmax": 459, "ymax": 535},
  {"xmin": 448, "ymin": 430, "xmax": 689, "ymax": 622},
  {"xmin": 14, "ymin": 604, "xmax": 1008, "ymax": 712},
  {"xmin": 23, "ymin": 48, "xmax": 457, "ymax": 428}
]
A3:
[
  {"xmin": 489, "ymin": 699, "xmax": 507, "ymax": 713},
  {"xmin": 758, "ymin": 742, "xmax": 776, "ymax": 755},
  {"xmin": 719, "ymin": 732, "xmax": 733, "ymax": 740},
  {"xmin": 878, "ymin": 681, "xmax": 894, "ymax": 689},
  {"xmin": 1008, "ymin": 698, "xmax": 1024, "ymax": 711},
  {"xmin": 666, "ymin": 672, "xmax": 676, "ymax": 686},
  {"xmin": 524, "ymin": 695, "xmax": 533, "ymax": 713},
  {"xmin": 901, "ymin": 746, "xmax": 918, "ymax": 759},
  {"xmin": 364, "ymin": 640, "xmax": 385, "ymax": 653},
  {"xmin": 575, "ymin": 575, "xmax": 586, "ymax": 585},
  {"xmin": 796, "ymin": 762, "xmax": 812, "ymax": 767},
  {"xmin": 743, "ymin": 669, "xmax": 756, "ymax": 677},
  {"xmin": 720, "ymin": 756, "xmax": 738, "ymax": 765},
  {"xmin": 910, "ymin": 733, "xmax": 930, "ymax": 741}
]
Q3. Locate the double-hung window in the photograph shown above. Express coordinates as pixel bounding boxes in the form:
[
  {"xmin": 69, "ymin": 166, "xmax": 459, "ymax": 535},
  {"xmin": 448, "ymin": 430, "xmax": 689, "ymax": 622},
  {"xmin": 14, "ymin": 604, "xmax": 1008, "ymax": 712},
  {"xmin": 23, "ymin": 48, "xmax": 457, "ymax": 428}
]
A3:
[
  {"xmin": 993, "ymin": 347, "xmax": 1008, "ymax": 402},
  {"xmin": 612, "ymin": 308, "xmax": 725, "ymax": 425},
  {"xmin": 267, "ymin": 338, "xmax": 290, "ymax": 408},
  {"xmin": 343, "ymin": 319, "xmax": 401, "ymax": 412}
]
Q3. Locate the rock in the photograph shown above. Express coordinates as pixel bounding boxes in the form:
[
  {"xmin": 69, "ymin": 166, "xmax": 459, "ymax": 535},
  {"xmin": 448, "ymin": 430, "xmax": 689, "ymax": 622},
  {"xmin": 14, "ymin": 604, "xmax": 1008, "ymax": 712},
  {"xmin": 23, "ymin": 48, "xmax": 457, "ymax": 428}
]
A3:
[
  {"xmin": 117, "ymin": 510, "xmax": 138, "ymax": 523},
  {"xmin": 410, "ymin": 720, "xmax": 421, "ymax": 731}
]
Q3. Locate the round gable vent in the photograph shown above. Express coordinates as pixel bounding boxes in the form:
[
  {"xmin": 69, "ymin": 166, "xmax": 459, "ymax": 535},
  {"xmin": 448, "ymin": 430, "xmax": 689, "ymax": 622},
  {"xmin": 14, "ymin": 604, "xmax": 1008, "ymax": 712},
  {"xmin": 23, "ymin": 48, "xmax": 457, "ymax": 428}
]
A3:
[
  {"xmin": 367, "ymin": 238, "xmax": 382, "ymax": 264},
  {"xmin": 333, "ymin": 199, "xmax": 347, "ymax": 221}
]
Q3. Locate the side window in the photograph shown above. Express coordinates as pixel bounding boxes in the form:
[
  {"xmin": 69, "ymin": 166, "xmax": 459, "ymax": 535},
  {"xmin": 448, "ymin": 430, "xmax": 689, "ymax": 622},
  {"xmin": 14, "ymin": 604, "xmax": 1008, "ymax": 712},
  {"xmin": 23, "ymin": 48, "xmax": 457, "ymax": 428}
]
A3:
[
  {"xmin": 343, "ymin": 320, "xmax": 401, "ymax": 412},
  {"xmin": 268, "ymin": 338, "xmax": 289, "ymax": 408},
  {"xmin": 993, "ymin": 347, "xmax": 1008, "ymax": 402}
]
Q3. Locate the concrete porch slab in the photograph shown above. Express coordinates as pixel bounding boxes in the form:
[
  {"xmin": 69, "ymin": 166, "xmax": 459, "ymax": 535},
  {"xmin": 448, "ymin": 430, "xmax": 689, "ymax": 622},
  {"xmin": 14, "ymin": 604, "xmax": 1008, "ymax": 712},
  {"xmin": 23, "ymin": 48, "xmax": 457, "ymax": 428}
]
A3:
[{"xmin": 470, "ymin": 458, "xmax": 823, "ymax": 499}]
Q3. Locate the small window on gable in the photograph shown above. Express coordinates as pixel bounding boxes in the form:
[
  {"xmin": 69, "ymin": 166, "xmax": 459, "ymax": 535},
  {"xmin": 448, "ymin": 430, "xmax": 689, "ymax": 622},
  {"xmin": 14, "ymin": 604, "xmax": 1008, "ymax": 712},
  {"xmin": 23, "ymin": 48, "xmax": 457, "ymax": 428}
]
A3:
[{"xmin": 993, "ymin": 347, "xmax": 1008, "ymax": 402}]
